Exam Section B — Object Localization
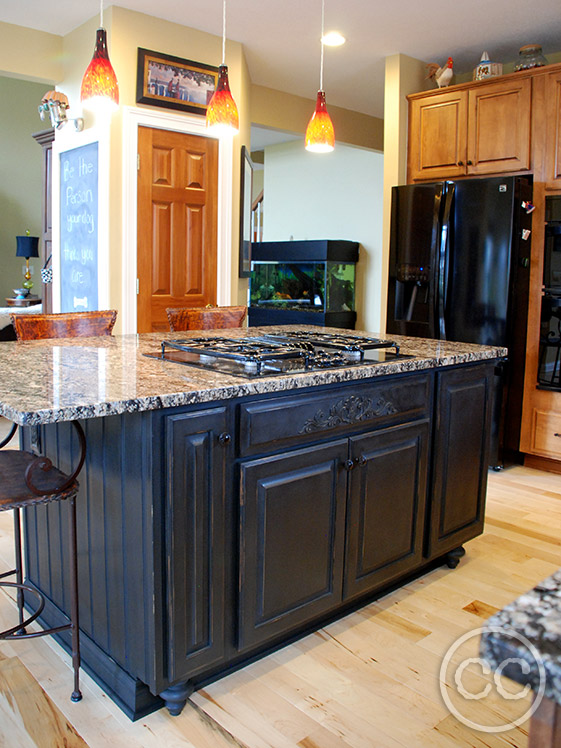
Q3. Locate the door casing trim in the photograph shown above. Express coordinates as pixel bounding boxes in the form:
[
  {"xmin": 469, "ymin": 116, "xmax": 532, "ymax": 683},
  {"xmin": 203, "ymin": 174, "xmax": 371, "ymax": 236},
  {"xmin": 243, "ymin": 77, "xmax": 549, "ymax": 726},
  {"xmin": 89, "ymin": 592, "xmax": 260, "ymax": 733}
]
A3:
[{"xmin": 122, "ymin": 106, "xmax": 233, "ymax": 334}]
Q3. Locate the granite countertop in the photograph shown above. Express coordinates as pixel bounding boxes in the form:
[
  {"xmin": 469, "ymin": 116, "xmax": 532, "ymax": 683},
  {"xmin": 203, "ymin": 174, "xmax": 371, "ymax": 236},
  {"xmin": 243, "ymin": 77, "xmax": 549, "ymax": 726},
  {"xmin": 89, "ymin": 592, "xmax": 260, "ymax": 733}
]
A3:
[
  {"xmin": 481, "ymin": 570, "xmax": 561, "ymax": 705},
  {"xmin": 0, "ymin": 325, "xmax": 506, "ymax": 426}
]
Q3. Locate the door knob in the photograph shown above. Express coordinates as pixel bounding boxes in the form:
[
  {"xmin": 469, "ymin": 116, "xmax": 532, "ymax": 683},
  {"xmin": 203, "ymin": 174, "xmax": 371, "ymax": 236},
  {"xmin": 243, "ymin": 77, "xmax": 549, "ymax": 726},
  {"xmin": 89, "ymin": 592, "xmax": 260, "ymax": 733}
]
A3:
[
  {"xmin": 218, "ymin": 432, "xmax": 231, "ymax": 445},
  {"xmin": 357, "ymin": 455, "xmax": 367, "ymax": 467},
  {"xmin": 344, "ymin": 459, "xmax": 355, "ymax": 471}
]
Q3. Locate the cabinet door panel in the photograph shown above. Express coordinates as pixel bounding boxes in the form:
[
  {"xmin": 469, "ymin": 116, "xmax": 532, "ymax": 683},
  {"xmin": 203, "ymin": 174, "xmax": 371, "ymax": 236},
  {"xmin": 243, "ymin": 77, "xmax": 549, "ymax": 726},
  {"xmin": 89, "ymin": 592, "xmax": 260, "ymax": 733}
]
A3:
[
  {"xmin": 408, "ymin": 91, "xmax": 467, "ymax": 181},
  {"xmin": 545, "ymin": 71, "xmax": 561, "ymax": 189},
  {"xmin": 467, "ymin": 79, "xmax": 531, "ymax": 174},
  {"xmin": 344, "ymin": 421, "xmax": 429, "ymax": 600},
  {"xmin": 165, "ymin": 407, "xmax": 228, "ymax": 682},
  {"xmin": 428, "ymin": 365, "xmax": 493, "ymax": 558},
  {"xmin": 238, "ymin": 440, "xmax": 347, "ymax": 651}
]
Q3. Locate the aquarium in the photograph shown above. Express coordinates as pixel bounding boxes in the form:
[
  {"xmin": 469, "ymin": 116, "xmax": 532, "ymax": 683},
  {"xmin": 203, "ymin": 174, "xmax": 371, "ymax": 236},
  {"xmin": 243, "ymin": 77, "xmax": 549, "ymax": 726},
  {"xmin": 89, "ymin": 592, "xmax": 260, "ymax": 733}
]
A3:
[
  {"xmin": 248, "ymin": 240, "xmax": 359, "ymax": 329},
  {"xmin": 250, "ymin": 261, "xmax": 355, "ymax": 312}
]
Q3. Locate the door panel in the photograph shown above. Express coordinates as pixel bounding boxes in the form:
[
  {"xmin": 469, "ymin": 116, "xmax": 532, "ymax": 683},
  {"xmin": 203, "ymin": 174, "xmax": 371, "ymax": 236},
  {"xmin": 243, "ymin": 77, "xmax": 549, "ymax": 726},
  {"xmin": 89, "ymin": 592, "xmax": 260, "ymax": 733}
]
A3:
[
  {"xmin": 238, "ymin": 440, "xmax": 348, "ymax": 651},
  {"xmin": 386, "ymin": 183, "xmax": 442, "ymax": 338},
  {"xmin": 344, "ymin": 421, "xmax": 429, "ymax": 600},
  {"xmin": 137, "ymin": 127, "xmax": 218, "ymax": 332},
  {"xmin": 428, "ymin": 365, "xmax": 492, "ymax": 558},
  {"xmin": 165, "ymin": 407, "xmax": 228, "ymax": 682},
  {"xmin": 467, "ymin": 79, "xmax": 531, "ymax": 175},
  {"xmin": 408, "ymin": 91, "xmax": 468, "ymax": 181}
]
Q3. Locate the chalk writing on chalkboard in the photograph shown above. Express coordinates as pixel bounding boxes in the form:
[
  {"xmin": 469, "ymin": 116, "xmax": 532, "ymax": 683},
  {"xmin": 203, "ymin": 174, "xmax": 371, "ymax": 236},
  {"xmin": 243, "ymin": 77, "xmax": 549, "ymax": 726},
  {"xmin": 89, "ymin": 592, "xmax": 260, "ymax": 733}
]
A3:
[{"xmin": 59, "ymin": 142, "xmax": 99, "ymax": 312}]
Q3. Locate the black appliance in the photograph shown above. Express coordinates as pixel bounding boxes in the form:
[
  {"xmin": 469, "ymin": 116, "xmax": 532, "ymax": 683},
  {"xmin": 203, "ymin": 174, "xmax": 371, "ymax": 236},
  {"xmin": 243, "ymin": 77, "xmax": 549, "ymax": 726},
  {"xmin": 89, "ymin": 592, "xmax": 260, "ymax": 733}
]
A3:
[
  {"xmin": 538, "ymin": 196, "xmax": 561, "ymax": 391},
  {"xmin": 145, "ymin": 332, "xmax": 405, "ymax": 378},
  {"xmin": 386, "ymin": 176, "xmax": 533, "ymax": 467}
]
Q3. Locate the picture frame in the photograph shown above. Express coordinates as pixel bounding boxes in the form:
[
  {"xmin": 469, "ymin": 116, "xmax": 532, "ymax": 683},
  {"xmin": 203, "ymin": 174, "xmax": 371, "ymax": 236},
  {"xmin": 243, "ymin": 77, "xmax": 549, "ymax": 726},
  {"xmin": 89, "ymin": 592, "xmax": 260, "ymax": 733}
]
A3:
[
  {"xmin": 136, "ymin": 48, "xmax": 218, "ymax": 115},
  {"xmin": 239, "ymin": 146, "xmax": 254, "ymax": 278}
]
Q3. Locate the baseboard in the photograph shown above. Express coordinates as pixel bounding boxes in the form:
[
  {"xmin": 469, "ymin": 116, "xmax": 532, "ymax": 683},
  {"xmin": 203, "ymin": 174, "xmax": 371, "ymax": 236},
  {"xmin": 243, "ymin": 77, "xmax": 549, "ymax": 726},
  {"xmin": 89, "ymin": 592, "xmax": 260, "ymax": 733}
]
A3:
[{"xmin": 524, "ymin": 453, "xmax": 561, "ymax": 475}]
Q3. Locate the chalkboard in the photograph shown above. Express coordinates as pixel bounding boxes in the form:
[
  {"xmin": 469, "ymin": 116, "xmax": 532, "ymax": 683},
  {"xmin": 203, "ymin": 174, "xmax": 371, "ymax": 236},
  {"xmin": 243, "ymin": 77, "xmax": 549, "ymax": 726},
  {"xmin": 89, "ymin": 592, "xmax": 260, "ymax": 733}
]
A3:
[{"xmin": 59, "ymin": 142, "xmax": 99, "ymax": 312}]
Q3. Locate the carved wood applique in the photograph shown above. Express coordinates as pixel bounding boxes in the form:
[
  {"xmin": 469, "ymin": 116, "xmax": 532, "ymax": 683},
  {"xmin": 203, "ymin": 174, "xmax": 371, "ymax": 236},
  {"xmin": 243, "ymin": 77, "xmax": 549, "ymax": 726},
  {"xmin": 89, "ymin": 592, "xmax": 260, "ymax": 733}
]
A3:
[{"xmin": 299, "ymin": 394, "xmax": 397, "ymax": 434}]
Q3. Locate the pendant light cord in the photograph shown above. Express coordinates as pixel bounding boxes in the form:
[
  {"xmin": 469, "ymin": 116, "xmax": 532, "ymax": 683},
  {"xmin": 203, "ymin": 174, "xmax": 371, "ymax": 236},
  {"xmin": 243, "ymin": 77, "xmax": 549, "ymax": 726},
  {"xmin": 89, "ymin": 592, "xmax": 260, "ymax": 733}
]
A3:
[
  {"xmin": 99, "ymin": 0, "xmax": 104, "ymax": 29},
  {"xmin": 319, "ymin": 0, "xmax": 325, "ymax": 91},
  {"xmin": 221, "ymin": 0, "xmax": 227, "ymax": 66}
]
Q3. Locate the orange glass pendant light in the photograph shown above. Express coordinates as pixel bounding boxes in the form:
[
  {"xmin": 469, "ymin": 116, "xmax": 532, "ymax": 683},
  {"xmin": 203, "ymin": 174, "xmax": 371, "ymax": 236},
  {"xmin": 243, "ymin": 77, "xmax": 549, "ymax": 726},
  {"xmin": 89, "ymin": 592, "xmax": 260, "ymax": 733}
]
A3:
[
  {"xmin": 80, "ymin": 0, "xmax": 119, "ymax": 111},
  {"xmin": 305, "ymin": 0, "xmax": 335, "ymax": 152},
  {"xmin": 206, "ymin": 0, "xmax": 239, "ymax": 136}
]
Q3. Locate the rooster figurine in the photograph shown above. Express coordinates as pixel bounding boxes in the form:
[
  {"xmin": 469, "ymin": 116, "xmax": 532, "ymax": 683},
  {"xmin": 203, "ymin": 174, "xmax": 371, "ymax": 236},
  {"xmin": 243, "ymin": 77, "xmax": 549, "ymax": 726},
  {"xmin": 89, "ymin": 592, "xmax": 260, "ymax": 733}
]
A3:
[{"xmin": 426, "ymin": 57, "xmax": 454, "ymax": 88}]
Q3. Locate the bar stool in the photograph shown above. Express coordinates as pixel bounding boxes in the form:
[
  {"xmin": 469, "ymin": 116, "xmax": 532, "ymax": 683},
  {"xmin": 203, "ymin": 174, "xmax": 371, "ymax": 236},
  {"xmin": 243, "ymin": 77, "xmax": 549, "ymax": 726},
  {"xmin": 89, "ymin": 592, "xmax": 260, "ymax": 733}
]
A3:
[
  {"xmin": 166, "ymin": 305, "xmax": 247, "ymax": 332},
  {"xmin": 0, "ymin": 420, "xmax": 86, "ymax": 702}
]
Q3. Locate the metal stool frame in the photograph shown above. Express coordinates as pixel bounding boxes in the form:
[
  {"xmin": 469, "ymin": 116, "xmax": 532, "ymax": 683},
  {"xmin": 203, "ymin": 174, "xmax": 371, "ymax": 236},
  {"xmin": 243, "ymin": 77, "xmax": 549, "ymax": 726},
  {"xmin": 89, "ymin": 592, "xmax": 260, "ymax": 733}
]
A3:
[{"xmin": 0, "ymin": 420, "xmax": 86, "ymax": 702}]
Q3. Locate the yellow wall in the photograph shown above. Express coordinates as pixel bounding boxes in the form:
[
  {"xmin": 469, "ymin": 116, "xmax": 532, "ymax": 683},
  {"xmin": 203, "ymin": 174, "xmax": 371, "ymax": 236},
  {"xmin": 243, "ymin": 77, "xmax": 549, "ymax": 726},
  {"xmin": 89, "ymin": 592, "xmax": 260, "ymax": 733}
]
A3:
[
  {"xmin": 251, "ymin": 84, "xmax": 384, "ymax": 152},
  {"xmin": 0, "ymin": 22, "xmax": 63, "ymax": 84},
  {"xmin": 0, "ymin": 76, "xmax": 49, "ymax": 301},
  {"xmin": 381, "ymin": 54, "xmax": 428, "ymax": 331}
]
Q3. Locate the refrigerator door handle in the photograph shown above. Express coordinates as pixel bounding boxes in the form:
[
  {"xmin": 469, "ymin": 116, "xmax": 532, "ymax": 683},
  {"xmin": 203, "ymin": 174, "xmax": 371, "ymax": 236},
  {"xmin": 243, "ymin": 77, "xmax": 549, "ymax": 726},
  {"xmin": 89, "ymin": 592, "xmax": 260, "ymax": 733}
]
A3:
[{"xmin": 437, "ymin": 182, "xmax": 455, "ymax": 339}]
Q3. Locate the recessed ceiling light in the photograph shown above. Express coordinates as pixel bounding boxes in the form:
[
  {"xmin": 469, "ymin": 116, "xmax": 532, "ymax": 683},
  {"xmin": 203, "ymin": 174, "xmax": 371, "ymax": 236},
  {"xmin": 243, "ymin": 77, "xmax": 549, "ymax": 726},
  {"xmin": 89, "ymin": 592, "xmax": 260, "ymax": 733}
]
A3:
[{"xmin": 322, "ymin": 31, "xmax": 346, "ymax": 46}]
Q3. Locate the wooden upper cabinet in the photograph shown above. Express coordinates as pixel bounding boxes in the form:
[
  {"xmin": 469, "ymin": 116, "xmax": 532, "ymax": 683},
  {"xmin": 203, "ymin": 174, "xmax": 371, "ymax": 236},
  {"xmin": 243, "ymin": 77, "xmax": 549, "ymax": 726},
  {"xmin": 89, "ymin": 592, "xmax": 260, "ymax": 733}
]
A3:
[
  {"xmin": 467, "ymin": 78, "xmax": 531, "ymax": 175},
  {"xmin": 545, "ymin": 70, "xmax": 561, "ymax": 189},
  {"xmin": 408, "ymin": 75, "xmax": 532, "ymax": 182},
  {"xmin": 408, "ymin": 90, "xmax": 468, "ymax": 181}
]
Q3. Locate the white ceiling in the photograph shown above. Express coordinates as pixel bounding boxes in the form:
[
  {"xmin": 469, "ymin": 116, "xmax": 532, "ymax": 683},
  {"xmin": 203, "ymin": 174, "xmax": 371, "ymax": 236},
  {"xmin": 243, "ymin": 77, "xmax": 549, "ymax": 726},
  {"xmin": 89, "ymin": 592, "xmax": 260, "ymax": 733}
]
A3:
[{"xmin": 2, "ymin": 0, "xmax": 561, "ymax": 119}]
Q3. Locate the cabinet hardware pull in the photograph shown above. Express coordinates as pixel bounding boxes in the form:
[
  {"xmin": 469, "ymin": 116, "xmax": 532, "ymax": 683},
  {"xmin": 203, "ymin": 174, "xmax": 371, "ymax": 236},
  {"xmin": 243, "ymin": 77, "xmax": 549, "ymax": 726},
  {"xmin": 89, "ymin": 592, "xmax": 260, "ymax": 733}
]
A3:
[
  {"xmin": 467, "ymin": 160, "xmax": 473, "ymax": 165},
  {"xmin": 344, "ymin": 459, "xmax": 355, "ymax": 471},
  {"xmin": 218, "ymin": 432, "xmax": 231, "ymax": 445},
  {"xmin": 357, "ymin": 455, "xmax": 367, "ymax": 467},
  {"xmin": 458, "ymin": 160, "xmax": 464, "ymax": 166},
  {"xmin": 554, "ymin": 433, "xmax": 561, "ymax": 438}
]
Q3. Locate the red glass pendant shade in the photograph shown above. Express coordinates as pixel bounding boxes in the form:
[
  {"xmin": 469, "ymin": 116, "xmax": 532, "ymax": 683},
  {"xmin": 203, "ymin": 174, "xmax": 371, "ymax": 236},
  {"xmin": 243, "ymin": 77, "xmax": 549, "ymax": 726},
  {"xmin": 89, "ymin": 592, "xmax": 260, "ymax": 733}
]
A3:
[
  {"xmin": 80, "ymin": 28, "xmax": 119, "ymax": 108},
  {"xmin": 206, "ymin": 65, "xmax": 239, "ymax": 135},
  {"xmin": 305, "ymin": 91, "xmax": 335, "ymax": 152}
]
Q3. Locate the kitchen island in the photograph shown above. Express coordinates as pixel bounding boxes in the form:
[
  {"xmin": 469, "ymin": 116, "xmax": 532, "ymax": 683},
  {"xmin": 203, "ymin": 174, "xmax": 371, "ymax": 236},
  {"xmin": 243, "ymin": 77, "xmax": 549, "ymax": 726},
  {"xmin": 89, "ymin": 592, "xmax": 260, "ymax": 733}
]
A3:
[{"xmin": 0, "ymin": 326, "xmax": 505, "ymax": 719}]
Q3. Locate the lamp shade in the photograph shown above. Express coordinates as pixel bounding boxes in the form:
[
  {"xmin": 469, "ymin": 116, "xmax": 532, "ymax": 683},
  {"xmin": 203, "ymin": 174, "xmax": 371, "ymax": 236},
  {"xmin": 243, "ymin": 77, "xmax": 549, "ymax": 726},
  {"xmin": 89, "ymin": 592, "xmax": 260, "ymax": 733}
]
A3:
[
  {"xmin": 206, "ymin": 65, "xmax": 239, "ymax": 135},
  {"xmin": 16, "ymin": 235, "xmax": 39, "ymax": 258},
  {"xmin": 80, "ymin": 28, "xmax": 119, "ymax": 110},
  {"xmin": 305, "ymin": 91, "xmax": 335, "ymax": 153}
]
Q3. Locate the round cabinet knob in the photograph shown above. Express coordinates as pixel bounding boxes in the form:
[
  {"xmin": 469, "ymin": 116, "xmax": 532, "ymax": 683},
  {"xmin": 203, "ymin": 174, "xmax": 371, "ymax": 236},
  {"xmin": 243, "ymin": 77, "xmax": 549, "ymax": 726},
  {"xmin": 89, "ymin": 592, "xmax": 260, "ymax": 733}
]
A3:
[
  {"xmin": 466, "ymin": 160, "xmax": 473, "ymax": 165},
  {"xmin": 357, "ymin": 455, "xmax": 367, "ymax": 467},
  {"xmin": 218, "ymin": 432, "xmax": 231, "ymax": 445},
  {"xmin": 457, "ymin": 160, "xmax": 464, "ymax": 166},
  {"xmin": 344, "ymin": 459, "xmax": 355, "ymax": 471}
]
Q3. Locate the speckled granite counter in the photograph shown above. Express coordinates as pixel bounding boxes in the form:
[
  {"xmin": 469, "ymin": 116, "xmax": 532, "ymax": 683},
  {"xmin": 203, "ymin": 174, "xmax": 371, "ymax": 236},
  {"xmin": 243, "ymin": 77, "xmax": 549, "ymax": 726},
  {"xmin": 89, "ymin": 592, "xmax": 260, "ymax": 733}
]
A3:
[
  {"xmin": 0, "ymin": 325, "xmax": 506, "ymax": 425},
  {"xmin": 481, "ymin": 570, "xmax": 561, "ymax": 705}
]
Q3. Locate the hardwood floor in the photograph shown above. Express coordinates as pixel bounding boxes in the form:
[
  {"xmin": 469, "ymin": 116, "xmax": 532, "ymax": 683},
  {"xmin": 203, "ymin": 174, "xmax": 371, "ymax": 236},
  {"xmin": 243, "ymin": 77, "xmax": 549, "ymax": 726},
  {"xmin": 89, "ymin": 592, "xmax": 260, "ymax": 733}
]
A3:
[{"xmin": 0, "ymin": 419, "xmax": 559, "ymax": 746}]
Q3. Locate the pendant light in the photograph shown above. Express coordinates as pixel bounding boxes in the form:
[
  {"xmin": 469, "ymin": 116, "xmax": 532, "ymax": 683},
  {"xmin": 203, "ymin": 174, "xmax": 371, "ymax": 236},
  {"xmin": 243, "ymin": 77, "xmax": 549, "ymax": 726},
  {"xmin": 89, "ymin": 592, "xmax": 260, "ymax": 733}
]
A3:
[
  {"xmin": 80, "ymin": 0, "xmax": 119, "ymax": 112},
  {"xmin": 305, "ymin": 0, "xmax": 335, "ymax": 153},
  {"xmin": 206, "ymin": 0, "xmax": 239, "ymax": 136}
]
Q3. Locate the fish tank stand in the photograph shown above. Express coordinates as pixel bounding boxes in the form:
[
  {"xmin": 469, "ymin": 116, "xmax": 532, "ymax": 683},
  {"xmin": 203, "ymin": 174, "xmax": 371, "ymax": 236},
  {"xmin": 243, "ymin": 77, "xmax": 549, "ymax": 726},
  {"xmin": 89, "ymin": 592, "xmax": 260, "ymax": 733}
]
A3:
[{"xmin": 248, "ymin": 240, "xmax": 359, "ymax": 329}]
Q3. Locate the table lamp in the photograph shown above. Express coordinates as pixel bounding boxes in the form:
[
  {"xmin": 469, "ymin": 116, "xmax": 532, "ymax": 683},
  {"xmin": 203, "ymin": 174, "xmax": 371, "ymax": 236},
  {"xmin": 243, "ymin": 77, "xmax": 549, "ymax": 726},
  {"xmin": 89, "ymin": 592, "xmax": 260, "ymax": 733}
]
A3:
[{"xmin": 16, "ymin": 233, "xmax": 40, "ymax": 295}]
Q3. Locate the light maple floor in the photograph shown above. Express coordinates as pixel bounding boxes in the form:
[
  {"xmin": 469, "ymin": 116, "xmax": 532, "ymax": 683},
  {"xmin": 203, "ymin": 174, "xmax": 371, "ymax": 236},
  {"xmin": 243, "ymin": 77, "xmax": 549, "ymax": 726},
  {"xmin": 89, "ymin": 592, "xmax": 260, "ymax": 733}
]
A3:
[{"xmin": 1, "ymin": 416, "xmax": 560, "ymax": 747}]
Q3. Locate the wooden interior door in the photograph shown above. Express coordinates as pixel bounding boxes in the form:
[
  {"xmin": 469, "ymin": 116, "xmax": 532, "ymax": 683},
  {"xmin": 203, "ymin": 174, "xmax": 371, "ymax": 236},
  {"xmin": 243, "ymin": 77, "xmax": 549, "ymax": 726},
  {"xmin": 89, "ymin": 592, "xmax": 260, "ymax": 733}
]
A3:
[{"xmin": 137, "ymin": 127, "xmax": 218, "ymax": 332}]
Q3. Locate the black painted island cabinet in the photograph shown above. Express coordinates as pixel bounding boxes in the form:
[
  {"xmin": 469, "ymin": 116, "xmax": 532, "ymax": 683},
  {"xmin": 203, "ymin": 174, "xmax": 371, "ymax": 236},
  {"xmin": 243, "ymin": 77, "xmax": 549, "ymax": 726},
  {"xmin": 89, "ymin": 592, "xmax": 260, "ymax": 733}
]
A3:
[{"xmin": 22, "ymin": 360, "xmax": 493, "ymax": 719}]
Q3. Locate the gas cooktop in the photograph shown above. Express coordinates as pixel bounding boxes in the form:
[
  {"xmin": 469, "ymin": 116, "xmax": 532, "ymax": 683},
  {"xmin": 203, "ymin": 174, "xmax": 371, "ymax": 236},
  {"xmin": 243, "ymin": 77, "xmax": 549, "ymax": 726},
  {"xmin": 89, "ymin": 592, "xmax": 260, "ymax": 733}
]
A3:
[{"xmin": 144, "ymin": 331, "xmax": 408, "ymax": 378}]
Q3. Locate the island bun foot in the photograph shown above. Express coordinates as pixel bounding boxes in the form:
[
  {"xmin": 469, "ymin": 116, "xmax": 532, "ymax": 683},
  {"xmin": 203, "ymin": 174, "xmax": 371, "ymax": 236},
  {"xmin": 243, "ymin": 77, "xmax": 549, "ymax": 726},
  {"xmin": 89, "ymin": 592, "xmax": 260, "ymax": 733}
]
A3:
[
  {"xmin": 444, "ymin": 546, "xmax": 466, "ymax": 569},
  {"xmin": 159, "ymin": 681, "xmax": 194, "ymax": 716}
]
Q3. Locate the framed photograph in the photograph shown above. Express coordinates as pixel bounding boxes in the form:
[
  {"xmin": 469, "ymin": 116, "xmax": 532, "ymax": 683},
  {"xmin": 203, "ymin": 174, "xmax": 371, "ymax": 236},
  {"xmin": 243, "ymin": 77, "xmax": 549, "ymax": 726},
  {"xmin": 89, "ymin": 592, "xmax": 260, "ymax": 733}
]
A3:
[
  {"xmin": 239, "ymin": 146, "xmax": 254, "ymax": 277},
  {"xmin": 136, "ymin": 48, "xmax": 218, "ymax": 115}
]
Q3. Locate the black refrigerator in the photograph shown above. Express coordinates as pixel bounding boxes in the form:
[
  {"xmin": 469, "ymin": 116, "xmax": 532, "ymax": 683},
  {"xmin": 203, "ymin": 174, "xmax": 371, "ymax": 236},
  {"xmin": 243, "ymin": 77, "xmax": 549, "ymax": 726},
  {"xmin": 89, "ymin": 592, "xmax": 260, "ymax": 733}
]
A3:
[{"xmin": 386, "ymin": 175, "xmax": 533, "ymax": 467}]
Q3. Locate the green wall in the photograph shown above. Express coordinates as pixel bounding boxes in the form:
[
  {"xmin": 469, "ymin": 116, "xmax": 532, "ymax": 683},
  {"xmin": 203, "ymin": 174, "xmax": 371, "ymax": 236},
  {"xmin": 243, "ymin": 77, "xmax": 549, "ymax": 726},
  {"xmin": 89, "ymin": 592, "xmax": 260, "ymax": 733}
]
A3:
[{"xmin": 0, "ymin": 76, "xmax": 51, "ymax": 302}]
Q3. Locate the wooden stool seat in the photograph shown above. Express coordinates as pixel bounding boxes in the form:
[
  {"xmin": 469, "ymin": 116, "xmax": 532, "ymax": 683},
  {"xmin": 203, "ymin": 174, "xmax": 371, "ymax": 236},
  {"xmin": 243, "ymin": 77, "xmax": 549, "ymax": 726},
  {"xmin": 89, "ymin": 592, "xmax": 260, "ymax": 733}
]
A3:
[
  {"xmin": 10, "ymin": 310, "xmax": 117, "ymax": 341},
  {"xmin": 0, "ymin": 421, "xmax": 86, "ymax": 703},
  {"xmin": 0, "ymin": 450, "xmax": 78, "ymax": 510},
  {"xmin": 166, "ymin": 305, "xmax": 247, "ymax": 332}
]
